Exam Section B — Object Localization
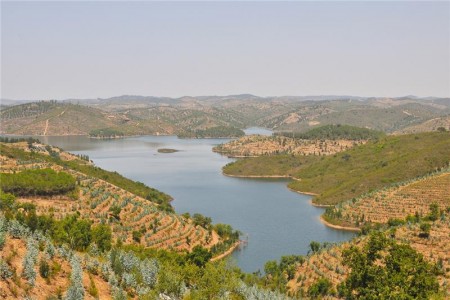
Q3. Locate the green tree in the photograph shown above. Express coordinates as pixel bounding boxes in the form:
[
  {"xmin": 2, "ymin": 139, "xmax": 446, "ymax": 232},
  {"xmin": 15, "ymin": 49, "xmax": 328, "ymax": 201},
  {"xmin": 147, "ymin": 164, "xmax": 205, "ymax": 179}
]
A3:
[
  {"xmin": 308, "ymin": 277, "xmax": 332, "ymax": 299},
  {"xmin": 186, "ymin": 246, "xmax": 212, "ymax": 268},
  {"xmin": 339, "ymin": 231, "xmax": 439, "ymax": 299},
  {"xmin": 428, "ymin": 203, "xmax": 440, "ymax": 221},
  {"xmin": 419, "ymin": 222, "xmax": 431, "ymax": 238},
  {"xmin": 309, "ymin": 241, "xmax": 321, "ymax": 254},
  {"xmin": 92, "ymin": 224, "xmax": 112, "ymax": 252},
  {"xmin": 264, "ymin": 260, "xmax": 279, "ymax": 277},
  {"xmin": 53, "ymin": 215, "xmax": 92, "ymax": 251}
]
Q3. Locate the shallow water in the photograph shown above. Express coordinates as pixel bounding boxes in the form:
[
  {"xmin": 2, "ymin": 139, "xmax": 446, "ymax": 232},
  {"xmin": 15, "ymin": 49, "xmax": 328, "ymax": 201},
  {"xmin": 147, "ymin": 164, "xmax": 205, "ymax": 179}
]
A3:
[{"xmin": 40, "ymin": 133, "xmax": 354, "ymax": 273}]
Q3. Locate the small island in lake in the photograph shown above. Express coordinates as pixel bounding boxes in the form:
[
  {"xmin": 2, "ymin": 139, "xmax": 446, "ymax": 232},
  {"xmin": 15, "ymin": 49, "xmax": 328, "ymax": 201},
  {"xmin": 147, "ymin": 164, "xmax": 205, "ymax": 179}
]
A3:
[{"xmin": 157, "ymin": 148, "xmax": 180, "ymax": 153}]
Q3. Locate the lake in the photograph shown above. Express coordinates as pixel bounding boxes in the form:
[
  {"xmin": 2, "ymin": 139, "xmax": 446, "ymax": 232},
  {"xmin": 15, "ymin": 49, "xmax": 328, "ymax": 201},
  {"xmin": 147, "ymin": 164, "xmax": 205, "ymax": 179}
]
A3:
[{"xmin": 39, "ymin": 132, "xmax": 354, "ymax": 273}]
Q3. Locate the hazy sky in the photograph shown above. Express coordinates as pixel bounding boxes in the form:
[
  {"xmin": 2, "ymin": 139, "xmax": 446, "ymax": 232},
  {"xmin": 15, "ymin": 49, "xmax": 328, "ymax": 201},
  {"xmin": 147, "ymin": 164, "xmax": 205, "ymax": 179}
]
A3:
[{"xmin": 1, "ymin": 1, "xmax": 449, "ymax": 100}]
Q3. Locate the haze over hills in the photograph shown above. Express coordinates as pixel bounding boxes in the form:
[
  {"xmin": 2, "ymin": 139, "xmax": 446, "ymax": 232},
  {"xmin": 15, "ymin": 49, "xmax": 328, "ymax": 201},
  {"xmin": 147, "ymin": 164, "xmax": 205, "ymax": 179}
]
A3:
[{"xmin": 1, "ymin": 95, "xmax": 449, "ymax": 137}]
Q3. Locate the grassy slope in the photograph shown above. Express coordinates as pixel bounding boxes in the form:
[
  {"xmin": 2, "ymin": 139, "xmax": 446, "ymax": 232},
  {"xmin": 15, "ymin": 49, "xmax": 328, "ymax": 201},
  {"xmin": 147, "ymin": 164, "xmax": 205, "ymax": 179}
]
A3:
[
  {"xmin": 223, "ymin": 155, "xmax": 320, "ymax": 177},
  {"xmin": 224, "ymin": 132, "xmax": 450, "ymax": 205}
]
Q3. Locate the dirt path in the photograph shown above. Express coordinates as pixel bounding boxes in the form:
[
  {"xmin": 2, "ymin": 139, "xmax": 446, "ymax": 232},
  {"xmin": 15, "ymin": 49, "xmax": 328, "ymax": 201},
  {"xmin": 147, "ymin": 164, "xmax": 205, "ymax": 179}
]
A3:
[{"xmin": 43, "ymin": 119, "xmax": 49, "ymax": 135}]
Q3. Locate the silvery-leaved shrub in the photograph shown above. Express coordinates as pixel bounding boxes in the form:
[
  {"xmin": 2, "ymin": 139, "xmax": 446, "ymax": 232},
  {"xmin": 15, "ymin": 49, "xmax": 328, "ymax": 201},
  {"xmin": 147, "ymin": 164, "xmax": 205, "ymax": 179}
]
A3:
[
  {"xmin": 120, "ymin": 251, "xmax": 139, "ymax": 272},
  {"xmin": 8, "ymin": 219, "xmax": 29, "ymax": 239},
  {"xmin": 140, "ymin": 258, "xmax": 159, "ymax": 288},
  {"xmin": 45, "ymin": 241, "xmax": 56, "ymax": 259},
  {"xmin": 122, "ymin": 272, "xmax": 137, "ymax": 289},
  {"xmin": 65, "ymin": 255, "xmax": 85, "ymax": 300},
  {"xmin": 0, "ymin": 259, "xmax": 12, "ymax": 279}
]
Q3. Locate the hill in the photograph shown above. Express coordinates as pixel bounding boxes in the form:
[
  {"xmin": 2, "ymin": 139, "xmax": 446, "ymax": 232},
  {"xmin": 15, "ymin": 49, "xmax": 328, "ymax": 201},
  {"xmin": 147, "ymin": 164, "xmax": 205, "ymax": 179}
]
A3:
[
  {"xmin": 0, "ymin": 215, "xmax": 287, "ymax": 299},
  {"xmin": 286, "ymin": 218, "xmax": 450, "ymax": 297},
  {"xmin": 323, "ymin": 169, "xmax": 450, "ymax": 228},
  {"xmin": 393, "ymin": 115, "xmax": 450, "ymax": 135},
  {"xmin": 223, "ymin": 132, "xmax": 450, "ymax": 205},
  {"xmin": 2, "ymin": 96, "xmax": 449, "ymax": 137},
  {"xmin": 0, "ymin": 141, "xmax": 236, "ymax": 254},
  {"xmin": 0, "ymin": 101, "xmax": 125, "ymax": 136},
  {"xmin": 277, "ymin": 124, "xmax": 385, "ymax": 140},
  {"xmin": 214, "ymin": 135, "xmax": 364, "ymax": 157},
  {"xmin": 0, "ymin": 141, "xmax": 292, "ymax": 300}
]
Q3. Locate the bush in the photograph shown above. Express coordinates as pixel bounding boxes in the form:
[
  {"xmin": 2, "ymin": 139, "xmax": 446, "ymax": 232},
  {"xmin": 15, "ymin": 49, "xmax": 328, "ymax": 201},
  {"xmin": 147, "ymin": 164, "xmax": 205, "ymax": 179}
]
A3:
[
  {"xmin": 140, "ymin": 259, "xmax": 158, "ymax": 288},
  {"xmin": 0, "ymin": 169, "xmax": 76, "ymax": 196},
  {"xmin": 340, "ymin": 232, "xmax": 439, "ymax": 299},
  {"xmin": 92, "ymin": 224, "xmax": 112, "ymax": 252},
  {"xmin": 0, "ymin": 259, "xmax": 12, "ymax": 279},
  {"xmin": 65, "ymin": 256, "xmax": 85, "ymax": 300},
  {"xmin": 308, "ymin": 277, "xmax": 332, "ymax": 298},
  {"xmin": 39, "ymin": 259, "xmax": 50, "ymax": 278}
]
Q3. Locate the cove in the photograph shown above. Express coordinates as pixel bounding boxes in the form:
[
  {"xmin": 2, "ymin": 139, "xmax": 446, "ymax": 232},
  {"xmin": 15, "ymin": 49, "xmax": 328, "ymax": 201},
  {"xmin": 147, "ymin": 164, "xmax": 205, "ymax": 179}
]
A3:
[{"xmin": 39, "ymin": 134, "xmax": 354, "ymax": 273}]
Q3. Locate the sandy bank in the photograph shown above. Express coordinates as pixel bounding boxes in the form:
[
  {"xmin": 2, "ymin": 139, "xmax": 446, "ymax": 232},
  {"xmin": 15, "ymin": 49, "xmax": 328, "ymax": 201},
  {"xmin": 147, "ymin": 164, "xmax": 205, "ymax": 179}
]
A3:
[
  {"xmin": 319, "ymin": 216, "xmax": 361, "ymax": 232},
  {"xmin": 223, "ymin": 172, "xmax": 302, "ymax": 181},
  {"xmin": 211, "ymin": 241, "xmax": 241, "ymax": 262}
]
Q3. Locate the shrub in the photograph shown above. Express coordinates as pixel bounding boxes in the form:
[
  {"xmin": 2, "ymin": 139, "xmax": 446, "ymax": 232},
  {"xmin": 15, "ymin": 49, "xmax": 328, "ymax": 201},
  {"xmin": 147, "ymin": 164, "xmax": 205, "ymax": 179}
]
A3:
[
  {"xmin": 22, "ymin": 238, "xmax": 39, "ymax": 286},
  {"xmin": 65, "ymin": 255, "xmax": 85, "ymax": 300},
  {"xmin": 39, "ymin": 259, "xmax": 50, "ymax": 278},
  {"xmin": 0, "ymin": 259, "xmax": 12, "ymax": 279},
  {"xmin": 140, "ymin": 258, "xmax": 158, "ymax": 288},
  {"xmin": 308, "ymin": 277, "xmax": 332, "ymax": 299},
  {"xmin": 88, "ymin": 274, "xmax": 99, "ymax": 298},
  {"xmin": 0, "ymin": 169, "xmax": 76, "ymax": 196},
  {"xmin": 92, "ymin": 224, "xmax": 112, "ymax": 252}
]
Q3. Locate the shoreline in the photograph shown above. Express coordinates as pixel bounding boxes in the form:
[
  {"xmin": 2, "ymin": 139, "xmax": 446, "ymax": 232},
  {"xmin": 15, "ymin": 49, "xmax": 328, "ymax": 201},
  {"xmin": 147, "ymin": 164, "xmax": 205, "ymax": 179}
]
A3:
[
  {"xmin": 319, "ymin": 216, "xmax": 361, "ymax": 232},
  {"xmin": 287, "ymin": 186, "xmax": 319, "ymax": 197},
  {"xmin": 223, "ymin": 173, "xmax": 292, "ymax": 179},
  {"xmin": 223, "ymin": 172, "xmax": 303, "ymax": 182},
  {"xmin": 211, "ymin": 241, "xmax": 241, "ymax": 262},
  {"xmin": 223, "ymin": 171, "xmax": 359, "ymax": 233}
]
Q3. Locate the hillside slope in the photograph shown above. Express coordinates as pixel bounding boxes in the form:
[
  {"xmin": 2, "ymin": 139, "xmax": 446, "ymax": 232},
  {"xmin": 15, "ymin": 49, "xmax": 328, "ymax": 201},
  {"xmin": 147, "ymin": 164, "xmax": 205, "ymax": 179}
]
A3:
[
  {"xmin": 0, "ymin": 142, "xmax": 231, "ymax": 253},
  {"xmin": 323, "ymin": 170, "xmax": 450, "ymax": 228},
  {"xmin": 287, "ymin": 218, "xmax": 450, "ymax": 297},
  {"xmin": 224, "ymin": 132, "xmax": 450, "ymax": 205},
  {"xmin": 0, "ymin": 102, "xmax": 124, "ymax": 136},
  {"xmin": 393, "ymin": 115, "xmax": 450, "ymax": 134}
]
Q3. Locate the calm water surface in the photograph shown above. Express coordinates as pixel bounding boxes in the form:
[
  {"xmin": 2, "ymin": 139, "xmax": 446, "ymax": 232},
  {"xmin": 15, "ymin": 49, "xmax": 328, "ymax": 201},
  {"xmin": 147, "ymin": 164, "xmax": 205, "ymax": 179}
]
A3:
[{"xmin": 40, "ymin": 133, "xmax": 353, "ymax": 273}]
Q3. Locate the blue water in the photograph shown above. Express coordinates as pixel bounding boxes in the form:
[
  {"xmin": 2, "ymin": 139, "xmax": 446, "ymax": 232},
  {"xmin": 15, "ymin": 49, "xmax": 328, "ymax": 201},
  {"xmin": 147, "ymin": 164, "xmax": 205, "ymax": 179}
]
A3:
[{"xmin": 40, "ymin": 133, "xmax": 353, "ymax": 273}]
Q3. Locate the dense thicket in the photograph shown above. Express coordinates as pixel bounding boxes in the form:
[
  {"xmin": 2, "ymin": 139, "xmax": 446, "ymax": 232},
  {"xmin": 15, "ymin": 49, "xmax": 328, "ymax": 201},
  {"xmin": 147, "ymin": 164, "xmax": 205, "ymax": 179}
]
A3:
[
  {"xmin": 178, "ymin": 126, "xmax": 245, "ymax": 138},
  {"xmin": 0, "ymin": 169, "xmax": 76, "ymax": 196},
  {"xmin": 277, "ymin": 124, "xmax": 385, "ymax": 140},
  {"xmin": 89, "ymin": 128, "xmax": 124, "ymax": 138},
  {"xmin": 339, "ymin": 232, "xmax": 440, "ymax": 299},
  {"xmin": 0, "ymin": 136, "xmax": 40, "ymax": 144}
]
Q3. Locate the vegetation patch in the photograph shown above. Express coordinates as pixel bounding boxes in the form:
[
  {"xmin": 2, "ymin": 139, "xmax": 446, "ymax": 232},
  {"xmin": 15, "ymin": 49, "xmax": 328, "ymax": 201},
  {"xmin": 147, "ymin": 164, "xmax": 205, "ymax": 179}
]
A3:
[
  {"xmin": 178, "ymin": 126, "xmax": 245, "ymax": 138},
  {"xmin": 157, "ymin": 148, "xmax": 179, "ymax": 153},
  {"xmin": 0, "ymin": 143, "xmax": 172, "ymax": 209},
  {"xmin": 224, "ymin": 132, "xmax": 450, "ymax": 205},
  {"xmin": 277, "ymin": 124, "xmax": 385, "ymax": 140},
  {"xmin": 89, "ymin": 128, "xmax": 124, "ymax": 138},
  {"xmin": 0, "ymin": 169, "xmax": 76, "ymax": 196}
]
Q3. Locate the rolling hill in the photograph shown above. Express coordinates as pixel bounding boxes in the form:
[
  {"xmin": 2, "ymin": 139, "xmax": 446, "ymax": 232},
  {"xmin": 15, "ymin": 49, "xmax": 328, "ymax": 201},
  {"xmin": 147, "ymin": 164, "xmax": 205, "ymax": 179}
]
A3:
[
  {"xmin": 223, "ymin": 132, "xmax": 450, "ymax": 205},
  {"xmin": 2, "ymin": 95, "xmax": 448, "ymax": 137}
]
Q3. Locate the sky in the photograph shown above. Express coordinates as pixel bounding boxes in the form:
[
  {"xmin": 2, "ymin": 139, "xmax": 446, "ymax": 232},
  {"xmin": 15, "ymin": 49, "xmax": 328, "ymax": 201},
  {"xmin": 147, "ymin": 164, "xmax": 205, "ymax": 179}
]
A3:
[{"xmin": 1, "ymin": 1, "xmax": 449, "ymax": 100}]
